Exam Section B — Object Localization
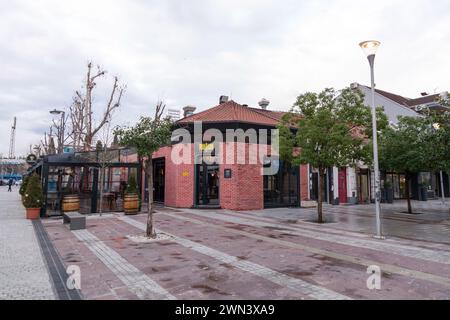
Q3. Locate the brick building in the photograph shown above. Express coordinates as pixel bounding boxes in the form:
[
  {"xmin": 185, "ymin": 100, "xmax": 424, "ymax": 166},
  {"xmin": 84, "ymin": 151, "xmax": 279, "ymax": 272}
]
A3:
[
  {"xmin": 148, "ymin": 97, "xmax": 308, "ymax": 210},
  {"xmin": 147, "ymin": 88, "xmax": 449, "ymax": 211}
]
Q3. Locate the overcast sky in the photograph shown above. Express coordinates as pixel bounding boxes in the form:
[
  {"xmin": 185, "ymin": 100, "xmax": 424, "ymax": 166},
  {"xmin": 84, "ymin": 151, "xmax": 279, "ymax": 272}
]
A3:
[{"xmin": 1, "ymin": 0, "xmax": 449, "ymax": 156}]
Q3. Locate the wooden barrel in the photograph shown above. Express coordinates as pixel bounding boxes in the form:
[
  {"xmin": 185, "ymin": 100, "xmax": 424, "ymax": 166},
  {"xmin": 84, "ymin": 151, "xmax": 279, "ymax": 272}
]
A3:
[
  {"xmin": 62, "ymin": 195, "xmax": 80, "ymax": 213},
  {"xmin": 124, "ymin": 194, "xmax": 139, "ymax": 215}
]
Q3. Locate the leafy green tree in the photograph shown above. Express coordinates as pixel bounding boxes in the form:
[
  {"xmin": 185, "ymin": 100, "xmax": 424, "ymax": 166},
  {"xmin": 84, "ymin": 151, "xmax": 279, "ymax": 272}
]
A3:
[
  {"xmin": 379, "ymin": 116, "xmax": 432, "ymax": 214},
  {"xmin": 22, "ymin": 174, "xmax": 44, "ymax": 209},
  {"xmin": 279, "ymin": 87, "xmax": 388, "ymax": 223},
  {"xmin": 425, "ymin": 105, "xmax": 450, "ymax": 174},
  {"xmin": 114, "ymin": 102, "xmax": 172, "ymax": 238}
]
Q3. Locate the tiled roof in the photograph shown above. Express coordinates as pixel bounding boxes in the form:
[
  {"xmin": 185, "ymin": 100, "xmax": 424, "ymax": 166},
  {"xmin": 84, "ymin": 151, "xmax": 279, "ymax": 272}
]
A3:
[
  {"xmin": 374, "ymin": 88, "xmax": 411, "ymax": 105},
  {"xmin": 406, "ymin": 94, "xmax": 440, "ymax": 107},
  {"xmin": 364, "ymin": 85, "xmax": 444, "ymax": 108},
  {"xmin": 177, "ymin": 100, "xmax": 287, "ymax": 126}
]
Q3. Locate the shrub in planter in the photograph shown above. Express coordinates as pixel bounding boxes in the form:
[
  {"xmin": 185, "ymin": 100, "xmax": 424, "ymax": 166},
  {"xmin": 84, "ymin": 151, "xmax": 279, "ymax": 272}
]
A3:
[
  {"xmin": 124, "ymin": 174, "xmax": 140, "ymax": 215},
  {"xmin": 19, "ymin": 175, "xmax": 30, "ymax": 198},
  {"xmin": 22, "ymin": 174, "xmax": 44, "ymax": 219}
]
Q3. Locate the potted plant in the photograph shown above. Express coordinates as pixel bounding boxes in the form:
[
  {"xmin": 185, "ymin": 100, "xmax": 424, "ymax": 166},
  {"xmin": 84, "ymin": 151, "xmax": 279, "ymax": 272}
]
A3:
[
  {"xmin": 19, "ymin": 175, "xmax": 30, "ymax": 200},
  {"xmin": 22, "ymin": 174, "xmax": 44, "ymax": 220},
  {"xmin": 384, "ymin": 180, "xmax": 394, "ymax": 204},
  {"xmin": 124, "ymin": 174, "xmax": 140, "ymax": 215}
]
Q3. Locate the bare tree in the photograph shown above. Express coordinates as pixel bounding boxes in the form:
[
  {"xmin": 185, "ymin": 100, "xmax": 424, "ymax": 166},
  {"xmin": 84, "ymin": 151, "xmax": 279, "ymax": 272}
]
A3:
[
  {"xmin": 70, "ymin": 62, "xmax": 125, "ymax": 151},
  {"xmin": 96, "ymin": 114, "xmax": 116, "ymax": 215}
]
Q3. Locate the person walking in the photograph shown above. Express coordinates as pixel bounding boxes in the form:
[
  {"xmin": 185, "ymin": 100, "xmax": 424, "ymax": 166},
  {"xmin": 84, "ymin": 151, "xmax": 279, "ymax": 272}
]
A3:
[{"xmin": 8, "ymin": 178, "xmax": 13, "ymax": 192}]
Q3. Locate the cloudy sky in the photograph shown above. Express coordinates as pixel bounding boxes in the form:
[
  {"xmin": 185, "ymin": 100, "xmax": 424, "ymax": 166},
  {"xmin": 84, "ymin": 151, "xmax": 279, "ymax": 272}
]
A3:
[{"xmin": 1, "ymin": 0, "xmax": 449, "ymax": 156}]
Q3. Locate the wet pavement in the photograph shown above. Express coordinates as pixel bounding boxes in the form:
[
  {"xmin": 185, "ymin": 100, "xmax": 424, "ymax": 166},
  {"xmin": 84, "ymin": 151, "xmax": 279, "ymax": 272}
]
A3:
[
  {"xmin": 245, "ymin": 200, "xmax": 450, "ymax": 244},
  {"xmin": 41, "ymin": 202, "xmax": 450, "ymax": 300}
]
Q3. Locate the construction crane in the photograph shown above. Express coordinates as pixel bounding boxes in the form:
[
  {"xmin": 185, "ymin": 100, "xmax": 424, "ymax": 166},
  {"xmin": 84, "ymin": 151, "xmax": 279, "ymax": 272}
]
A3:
[{"xmin": 9, "ymin": 117, "xmax": 16, "ymax": 159}]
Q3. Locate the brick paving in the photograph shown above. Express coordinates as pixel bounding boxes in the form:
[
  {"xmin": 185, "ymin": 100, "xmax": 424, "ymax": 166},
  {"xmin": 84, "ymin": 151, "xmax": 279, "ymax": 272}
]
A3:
[
  {"xmin": 119, "ymin": 216, "xmax": 350, "ymax": 300},
  {"xmin": 73, "ymin": 229, "xmax": 175, "ymax": 300},
  {"xmin": 40, "ymin": 204, "xmax": 450, "ymax": 300},
  {"xmin": 0, "ymin": 187, "xmax": 55, "ymax": 300},
  {"xmin": 2, "ymin": 184, "xmax": 448, "ymax": 300}
]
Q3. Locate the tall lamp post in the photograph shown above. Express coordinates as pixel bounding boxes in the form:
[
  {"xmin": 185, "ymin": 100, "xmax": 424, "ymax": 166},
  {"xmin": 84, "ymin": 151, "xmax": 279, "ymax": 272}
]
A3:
[
  {"xmin": 359, "ymin": 40, "xmax": 384, "ymax": 239},
  {"xmin": 50, "ymin": 109, "xmax": 65, "ymax": 154}
]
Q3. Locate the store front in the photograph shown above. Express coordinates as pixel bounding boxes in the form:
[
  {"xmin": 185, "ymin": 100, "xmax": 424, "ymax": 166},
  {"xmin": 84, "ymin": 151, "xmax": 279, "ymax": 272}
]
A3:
[
  {"xmin": 264, "ymin": 161, "xmax": 299, "ymax": 208},
  {"xmin": 196, "ymin": 163, "xmax": 220, "ymax": 207}
]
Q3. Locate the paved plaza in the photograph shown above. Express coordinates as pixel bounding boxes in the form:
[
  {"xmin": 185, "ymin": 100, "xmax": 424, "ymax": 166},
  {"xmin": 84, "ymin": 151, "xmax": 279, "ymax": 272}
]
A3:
[
  {"xmin": 0, "ymin": 187, "xmax": 55, "ymax": 300},
  {"xmin": 44, "ymin": 200, "xmax": 450, "ymax": 300},
  {"xmin": 1, "ymin": 185, "xmax": 449, "ymax": 300}
]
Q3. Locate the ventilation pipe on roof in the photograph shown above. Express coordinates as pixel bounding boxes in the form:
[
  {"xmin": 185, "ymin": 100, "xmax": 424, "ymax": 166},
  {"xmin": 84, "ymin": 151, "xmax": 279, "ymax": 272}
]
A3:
[
  {"xmin": 258, "ymin": 98, "xmax": 270, "ymax": 110},
  {"xmin": 219, "ymin": 96, "xmax": 229, "ymax": 104},
  {"xmin": 183, "ymin": 106, "xmax": 196, "ymax": 117}
]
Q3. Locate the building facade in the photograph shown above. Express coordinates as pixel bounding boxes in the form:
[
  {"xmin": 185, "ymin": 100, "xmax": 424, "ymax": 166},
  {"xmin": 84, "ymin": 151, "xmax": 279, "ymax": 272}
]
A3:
[{"xmin": 148, "ymin": 87, "xmax": 449, "ymax": 211}]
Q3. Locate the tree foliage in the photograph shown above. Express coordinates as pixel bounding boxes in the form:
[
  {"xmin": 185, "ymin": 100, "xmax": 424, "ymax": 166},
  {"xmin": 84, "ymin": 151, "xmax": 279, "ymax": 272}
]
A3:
[
  {"xmin": 114, "ymin": 102, "xmax": 173, "ymax": 237},
  {"xmin": 279, "ymin": 87, "xmax": 388, "ymax": 223},
  {"xmin": 19, "ymin": 175, "xmax": 30, "ymax": 197},
  {"xmin": 379, "ymin": 110, "xmax": 450, "ymax": 213},
  {"xmin": 114, "ymin": 116, "xmax": 173, "ymax": 160}
]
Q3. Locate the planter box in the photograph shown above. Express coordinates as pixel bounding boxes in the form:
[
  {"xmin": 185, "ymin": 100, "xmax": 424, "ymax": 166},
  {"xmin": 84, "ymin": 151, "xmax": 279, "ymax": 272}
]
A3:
[{"xmin": 26, "ymin": 208, "xmax": 40, "ymax": 220}]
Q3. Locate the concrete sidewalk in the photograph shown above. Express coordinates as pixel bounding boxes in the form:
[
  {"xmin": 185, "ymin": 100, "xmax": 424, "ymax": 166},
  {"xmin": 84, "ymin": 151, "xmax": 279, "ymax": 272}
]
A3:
[{"xmin": 0, "ymin": 186, "xmax": 55, "ymax": 300}]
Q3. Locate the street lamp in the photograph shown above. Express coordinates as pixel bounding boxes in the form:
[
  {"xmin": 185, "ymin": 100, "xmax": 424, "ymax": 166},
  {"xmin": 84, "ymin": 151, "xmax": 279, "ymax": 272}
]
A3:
[
  {"xmin": 432, "ymin": 122, "xmax": 446, "ymax": 205},
  {"xmin": 49, "ymin": 109, "xmax": 65, "ymax": 154},
  {"xmin": 359, "ymin": 40, "xmax": 384, "ymax": 239}
]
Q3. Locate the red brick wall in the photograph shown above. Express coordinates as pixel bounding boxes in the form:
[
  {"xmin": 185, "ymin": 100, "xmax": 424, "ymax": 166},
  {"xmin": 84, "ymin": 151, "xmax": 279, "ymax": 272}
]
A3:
[
  {"xmin": 300, "ymin": 164, "xmax": 309, "ymax": 201},
  {"xmin": 220, "ymin": 142, "xmax": 264, "ymax": 210},
  {"xmin": 152, "ymin": 145, "xmax": 195, "ymax": 208}
]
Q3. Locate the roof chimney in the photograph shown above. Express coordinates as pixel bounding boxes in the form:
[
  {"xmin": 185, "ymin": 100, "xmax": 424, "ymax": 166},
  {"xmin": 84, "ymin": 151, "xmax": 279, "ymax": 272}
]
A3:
[
  {"xmin": 421, "ymin": 92, "xmax": 428, "ymax": 97},
  {"xmin": 258, "ymin": 98, "xmax": 270, "ymax": 110},
  {"xmin": 350, "ymin": 82, "xmax": 359, "ymax": 90},
  {"xmin": 219, "ymin": 96, "xmax": 229, "ymax": 104},
  {"xmin": 183, "ymin": 106, "xmax": 196, "ymax": 118}
]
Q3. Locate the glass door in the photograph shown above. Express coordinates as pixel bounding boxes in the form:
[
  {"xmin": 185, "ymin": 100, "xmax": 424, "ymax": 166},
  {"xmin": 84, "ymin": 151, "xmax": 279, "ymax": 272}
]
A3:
[{"xmin": 196, "ymin": 164, "xmax": 220, "ymax": 206}]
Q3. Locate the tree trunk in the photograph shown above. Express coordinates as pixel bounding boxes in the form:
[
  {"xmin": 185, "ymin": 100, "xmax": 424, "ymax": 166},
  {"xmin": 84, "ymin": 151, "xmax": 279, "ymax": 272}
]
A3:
[
  {"xmin": 317, "ymin": 168, "xmax": 324, "ymax": 223},
  {"xmin": 405, "ymin": 172, "xmax": 413, "ymax": 214},
  {"xmin": 144, "ymin": 157, "xmax": 156, "ymax": 238},
  {"xmin": 99, "ymin": 167, "xmax": 105, "ymax": 215}
]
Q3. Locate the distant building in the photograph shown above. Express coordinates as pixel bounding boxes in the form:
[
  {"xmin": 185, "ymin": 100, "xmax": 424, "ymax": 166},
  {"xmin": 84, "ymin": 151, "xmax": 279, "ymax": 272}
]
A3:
[{"xmin": 167, "ymin": 109, "xmax": 181, "ymax": 121}]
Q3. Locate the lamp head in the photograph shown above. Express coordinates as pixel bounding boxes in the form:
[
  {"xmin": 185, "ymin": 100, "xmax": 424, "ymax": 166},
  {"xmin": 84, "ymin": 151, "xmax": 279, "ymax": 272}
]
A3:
[
  {"xmin": 50, "ymin": 109, "xmax": 62, "ymax": 115},
  {"xmin": 359, "ymin": 40, "xmax": 381, "ymax": 57}
]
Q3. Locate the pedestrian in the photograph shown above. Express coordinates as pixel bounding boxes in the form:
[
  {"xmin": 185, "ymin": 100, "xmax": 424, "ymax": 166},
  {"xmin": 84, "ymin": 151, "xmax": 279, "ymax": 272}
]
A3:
[{"xmin": 8, "ymin": 178, "xmax": 13, "ymax": 192}]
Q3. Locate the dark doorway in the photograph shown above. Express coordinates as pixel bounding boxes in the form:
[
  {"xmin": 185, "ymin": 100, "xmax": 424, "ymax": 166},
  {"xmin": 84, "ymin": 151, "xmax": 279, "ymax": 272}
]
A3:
[
  {"xmin": 196, "ymin": 164, "xmax": 220, "ymax": 206},
  {"xmin": 153, "ymin": 158, "xmax": 165, "ymax": 203},
  {"xmin": 264, "ymin": 161, "xmax": 299, "ymax": 208},
  {"xmin": 357, "ymin": 169, "xmax": 371, "ymax": 203},
  {"xmin": 338, "ymin": 168, "xmax": 347, "ymax": 204}
]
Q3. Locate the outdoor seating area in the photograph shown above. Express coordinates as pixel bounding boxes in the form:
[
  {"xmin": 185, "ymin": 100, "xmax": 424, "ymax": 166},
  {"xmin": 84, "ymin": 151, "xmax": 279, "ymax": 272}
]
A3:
[{"xmin": 27, "ymin": 149, "xmax": 141, "ymax": 217}]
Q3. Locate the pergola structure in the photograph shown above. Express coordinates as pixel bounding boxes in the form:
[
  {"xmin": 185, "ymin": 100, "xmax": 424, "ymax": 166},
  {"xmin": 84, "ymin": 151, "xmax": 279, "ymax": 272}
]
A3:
[{"xmin": 28, "ymin": 149, "xmax": 141, "ymax": 217}]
